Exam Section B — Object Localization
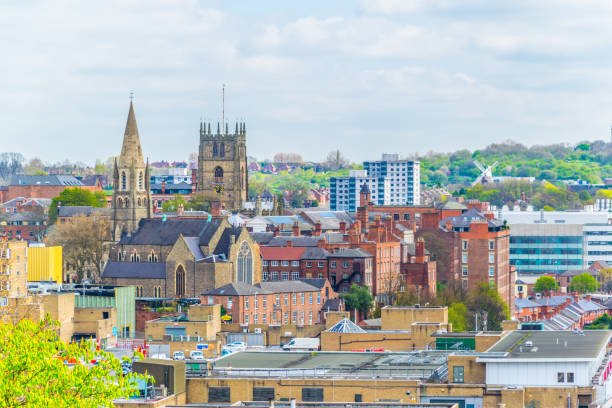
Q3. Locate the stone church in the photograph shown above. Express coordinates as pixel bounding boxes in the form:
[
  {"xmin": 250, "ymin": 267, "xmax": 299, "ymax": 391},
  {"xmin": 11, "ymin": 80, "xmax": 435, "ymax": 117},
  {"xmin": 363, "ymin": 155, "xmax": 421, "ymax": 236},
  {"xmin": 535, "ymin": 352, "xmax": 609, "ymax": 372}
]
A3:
[
  {"xmin": 103, "ymin": 102, "xmax": 261, "ymax": 298},
  {"xmin": 197, "ymin": 121, "xmax": 248, "ymax": 210},
  {"xmin": 111, "ymin": 101, "xmax": 152, "ymax": 241}
]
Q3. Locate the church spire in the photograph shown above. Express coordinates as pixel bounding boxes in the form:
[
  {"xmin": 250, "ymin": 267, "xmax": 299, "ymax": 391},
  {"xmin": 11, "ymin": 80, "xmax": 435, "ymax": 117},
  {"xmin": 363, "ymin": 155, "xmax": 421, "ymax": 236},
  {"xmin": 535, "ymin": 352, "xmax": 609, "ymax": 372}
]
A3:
[{"xmin": 119, "ymin": 101, "xmax": 144, "ymax": 167}]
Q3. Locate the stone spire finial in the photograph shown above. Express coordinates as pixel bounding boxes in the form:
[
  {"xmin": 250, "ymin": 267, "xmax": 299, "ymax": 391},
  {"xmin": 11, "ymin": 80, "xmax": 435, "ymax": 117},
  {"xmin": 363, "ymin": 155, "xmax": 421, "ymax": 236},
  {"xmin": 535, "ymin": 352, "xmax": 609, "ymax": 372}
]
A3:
[{"xmin": 217, "ymin": 122, "xmax": 220, "ymax": 135}]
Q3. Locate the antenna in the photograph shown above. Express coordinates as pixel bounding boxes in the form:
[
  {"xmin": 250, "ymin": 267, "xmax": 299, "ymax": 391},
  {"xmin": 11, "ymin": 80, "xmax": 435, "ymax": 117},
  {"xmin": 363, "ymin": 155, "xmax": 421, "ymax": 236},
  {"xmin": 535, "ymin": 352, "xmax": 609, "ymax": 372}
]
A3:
[{"xmin": 222, "ymin": 83, "xmax": 226, "ymax": 136}]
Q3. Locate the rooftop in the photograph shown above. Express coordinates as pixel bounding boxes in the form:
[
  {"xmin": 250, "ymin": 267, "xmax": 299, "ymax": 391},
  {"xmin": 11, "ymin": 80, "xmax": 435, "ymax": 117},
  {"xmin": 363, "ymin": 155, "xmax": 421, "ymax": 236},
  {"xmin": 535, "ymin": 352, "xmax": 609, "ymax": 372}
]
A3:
[{"xmin": 481, "ymin": 330, "xmax": 611, "ymax": 360}]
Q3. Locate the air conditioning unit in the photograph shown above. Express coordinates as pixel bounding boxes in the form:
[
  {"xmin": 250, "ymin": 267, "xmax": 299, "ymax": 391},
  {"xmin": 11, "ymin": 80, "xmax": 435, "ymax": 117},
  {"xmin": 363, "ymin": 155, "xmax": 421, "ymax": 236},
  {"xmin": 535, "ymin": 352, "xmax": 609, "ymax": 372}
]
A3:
[{"xmin": 254, "ymin": 328, "xmax": 262, "ymax": 334}]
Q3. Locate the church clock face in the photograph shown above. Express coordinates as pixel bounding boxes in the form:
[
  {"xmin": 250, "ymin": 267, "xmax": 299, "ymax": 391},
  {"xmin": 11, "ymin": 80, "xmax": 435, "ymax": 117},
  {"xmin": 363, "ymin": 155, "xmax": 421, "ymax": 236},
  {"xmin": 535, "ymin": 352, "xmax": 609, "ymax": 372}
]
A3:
[{"xmin": 214, "ymin": 184, "xmax": 223, "ymax": 194}]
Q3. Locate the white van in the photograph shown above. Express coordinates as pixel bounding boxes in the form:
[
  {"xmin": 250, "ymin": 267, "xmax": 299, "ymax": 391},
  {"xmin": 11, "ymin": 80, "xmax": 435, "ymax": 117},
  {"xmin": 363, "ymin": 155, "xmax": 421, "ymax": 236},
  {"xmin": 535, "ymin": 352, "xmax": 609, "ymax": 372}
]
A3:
[
  {"xmin": 190, "ymin": 350, "xmax": 205, "ymax": 360},
  {"xmin": 282, "ymin": 338, "xmax": 319, "ymax": 351}
]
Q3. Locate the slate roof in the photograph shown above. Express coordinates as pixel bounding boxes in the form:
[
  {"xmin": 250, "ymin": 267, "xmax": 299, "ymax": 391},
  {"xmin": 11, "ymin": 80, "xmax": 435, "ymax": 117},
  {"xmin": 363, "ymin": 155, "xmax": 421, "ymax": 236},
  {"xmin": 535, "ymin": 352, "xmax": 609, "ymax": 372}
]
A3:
[
  {"xmin": 328, "ymin": 248, "xmax": 373, "ymax": 258},
  {"xmin": 321, "ymin": 297, "xmax": 344, "ymax": 311},
  {"xmin": 256, "ymin": 280, "xmax": 320, "ymax": 293},
  {"xmin": 515, "ymin": 298, "xmax": 541, "ymax": 309},
  {"xmin": 560, "ymin": 269, "xmax": 597, "ymax": 278},
  {"xmin": 251, "ymin": 232, "xmax": 274, "ymax": 245},
  {"xmin": 213, "ymin": 226, "xmax": 243, "ymax": 256},
  {"xmin": 9, "ymin": 175, "xmax": 83, "ymax": 186},
  {"xmin": 436, "ymin": 200, "xmax": 467, "ymax": 210},
  {"xmin": 183, "ymin": 237, "xmax": 205, "ymax": 259},
  {"xmin": 102, "ymin": 262, "xmax": 166, "ymax": 279},
  {"xmin": 266, "ymin": 236, "xmax": 322, "ymax": 247},
  {"xmin": 326, "ymin": 318, "xmax": 366, "ymax": 333},
  {"xmin": 203, "ymin": 282, "xmax": 271, "ymax": 296},
  {"xmin": 58, "ymin": 206, "xmax": 110, "ymax": 217},
  {"xmin": 298, "ymin": 278, "xmax": 328, "ymax": 289},
  {"xmin": 118, "ymin": 218, "xmax": 222, "ymax": 246},
  {"xmin": 439, "ymin": 207, "xmax": 503, "ymax": 229},
  {"xmin": 301, "ymin": 247, "xmax": 330, "ymax": 260}
]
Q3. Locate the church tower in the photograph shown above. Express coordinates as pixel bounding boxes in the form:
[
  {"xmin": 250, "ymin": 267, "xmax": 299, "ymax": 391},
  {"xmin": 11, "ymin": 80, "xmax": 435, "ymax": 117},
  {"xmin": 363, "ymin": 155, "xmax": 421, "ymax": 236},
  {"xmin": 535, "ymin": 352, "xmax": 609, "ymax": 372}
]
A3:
[
  {"xmin": 197, "ymin": 121, "xmax": 248, "ymax": 210},
  {"xmin": 112, "ymin": 101, "xmax": 152, "ymax": 241}
]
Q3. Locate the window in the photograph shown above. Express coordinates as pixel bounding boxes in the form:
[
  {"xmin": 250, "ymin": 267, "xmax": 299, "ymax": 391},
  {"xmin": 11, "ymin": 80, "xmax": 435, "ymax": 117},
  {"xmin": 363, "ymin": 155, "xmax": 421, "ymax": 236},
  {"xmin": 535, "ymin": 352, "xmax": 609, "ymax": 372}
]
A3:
[
  {"xmin": 489, "ymin": 253, "xmax": 495, "ymax": 264},
  {"xmin": 302, "ymin": 388, "xmax": 323, "ymax": 402},
  {"xmin": 462, "ymin": 279, "xmax": 468, "ymax": 289},
  {"xmin": 292, "ymin": 293, "xmax": 297, "ymax": 305},
  {"xmin": 263, "ymin": 296, "xmax": 267, "ymax": 308},
  {"xmin": 309, "ymin": 293, "xmax": 313, "ymax": 304},
  {"xmin": 300, "ymin": 310, "xmax": 305, "ymax": 325},
  {"xmin": 271, "ymin": 261, "xmax": 279, "ymax": 266},
  {"xmin": 244, "ymin": 297, "xmax": 249, "ymax": 310},
  {"xmin": 292, "ymin": 271, "xmax": 299, "ymax": 280},
  {"xmin": 281, "ymin": 271, "xmax": 289, "ymax": 280},
  {"xmin": 330, "ymin": 261, "xmax": 336, "ymax": 268},
  {"xmin": 301, "ymin": 293, "xmax": 305, "ymax": 305},
  {"xmin": 281, "ymin": 261, "xmax": 289, "ymax": 266},
  {"xmin": 237, "ymin": 242, "xmax": 253, "ymax": 284},
  {"xmin": 254, "ymin": 296, "xmax": 258, "ymax": 309},
  {"xmin": 292, "ymin": 311, "xmax": 297, "ymax": 323},
  {"xmin": 306, "ymin": 262, "xmax": 312, "ymax": 268},
  {"xmin": 245, "ymin": 314, "xmax": 249, "ymax": 324},
  {"xmin": 291, "ymin": 260, "xmax": 299, "ymax": 266},
  {"xmin": 567, "ymin": 372, "xmax": 574, "ymax": 383},
  {"xmin": 121, "ymin": 171, "xmax": 127, "ymax": 190},
  {"xmin": 317, "ymin": 292, "xmax": 321, "ymax": 304},
  {"xmin": 284, "ymin": 312, "xmax": 289, "ymax": 324},
  {"xmin": 272, "ymin": 271, "xmax": 279, "ymax": 280},
  {"xmin": 263, "ymin": 261, "xmax": 268, "ymax": 266},
  {"xmin": 557, "ymin": 372, "xmax": 565, "ymax": 383},
  {"xmin": 262, "ymin": 313, "xmax": 267, "ymax": 324},
  {"xmin": 489, "ymin": 240, "xmax": 495, "ymax": 250},
  {"xmin": 254, "ymin": 313, "xmax": 258, "ymax": 324},
  {"xmin": 489, "ymin": 267, "xmax": 495, "ymax": 277},
  {"xmin": 462, "ymin": 253, "xmax": 468, "ymax": 264},
  {"xmin": 228, "ymin": 296, "xmax": 233, "ymax": 309},
  {"xmin": 318, "ymin": 261, "xmax": 324, "ymax": 267},
  {"xmin": 263, "ymin": 271, "xmax": 269, "ymax": 281},
  {"xmin": 138, "ymin": 171, "xmax": 143, "ymax": 189},
  {"xmin": 318, "ymin": 273, "xmax": 324, "ymax": 279},
  {"xmin": 462, "ymin": 240, "xmax": 468, "ymax": 250},
  {"xmin": 208, "ymin": 296, "xmax": 213, "ymax": 305},
  {"xmin": 343, "ymin": 261, "xmax": 349, "ymax": 268},
  {"xmin": 354, "ymin": 274, "xmax": 361, "ymax": 283},
  {"xmin": 462, "ymin": 266, "xmax": 468, "ymax": 277},
  {"xmin": 453, "ymin": 366, "xmax": 464, "ymax": 383},
  {"xmin": 284, "ymin": 294, "xmax": 289, "ymax": 306},
  {"xmin": 275, "ymin": 295, "xmax": 280, "ymax": 305}
]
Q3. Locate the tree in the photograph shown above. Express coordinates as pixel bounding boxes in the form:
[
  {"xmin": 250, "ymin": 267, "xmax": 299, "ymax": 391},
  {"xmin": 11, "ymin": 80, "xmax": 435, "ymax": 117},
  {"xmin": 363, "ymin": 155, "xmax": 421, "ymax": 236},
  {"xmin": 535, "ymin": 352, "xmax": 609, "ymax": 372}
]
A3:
[
  {"xmin": 45, "ymin": 214, "xmax": 110, "ymax": 282},
  {"xmin": 600, "ymin": 268, "xmax": 612, "ymax": 292},
  {"xmin": 467, "ymin": 282, "xmax": 509, "ymax": 331},
  {"xmin": 23, "ymin": 157, "xmax": 45, "ymax": 175},
  {"xmin": 49, "ymin": 188, "xmax": 107, "ymax": 224},
  {"xmin": 323, "ymin": 150, "xmax": 350, "ymax": 170},
  {"xmin": 448, "ymin": 303, "xmax": 468, "ymax": 332},
  {"xmin": 0, "ymin": 152, "xmax": 24, "ymax": 182},
  {"xmin": 570, "ymin": 273, "xmax": 598, "ymax": 293},
  {"xmin": 0, "ymin": 316, "xmax": 146, "ymax": 407},
  {"xmin": 534, "ymin": 276, "xmax": 558, "ymax": 293},
  {"xmin": 162, "ymin": 194, "xmax": 187, "ymax": 212},
  {"xmin": 342, "ymin": 284, "xmax": 374, "ymax": 316}
]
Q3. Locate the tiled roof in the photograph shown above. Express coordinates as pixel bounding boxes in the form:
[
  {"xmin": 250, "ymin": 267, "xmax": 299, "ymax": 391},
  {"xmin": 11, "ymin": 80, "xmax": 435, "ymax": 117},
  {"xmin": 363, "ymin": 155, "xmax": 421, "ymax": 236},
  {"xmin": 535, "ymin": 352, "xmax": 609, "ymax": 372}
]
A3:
[
  {"xmin": 266, "ymin": 236, "xmax": 321, "ymax": 247},
  {"xmin": 321, "ymin": 297, "xmax": 344, "ymax": 311},
  {"xmin": 260, "ymin": 246, "xmax": 306, "ymax": 261},
  {"xmin": 256, "ymin": 280, "xmax": 320, "ymax": 293},
  {"xmin": 298, "ymin": 278, "xmax": 328, "ymax": 289},
  {"xmin": 58, "ymin": 206, "xmax": 110, "ymax": 217},
  {"xmin": 102, "ymin": 262, "xmax": 166, "ymax": 279},
  {"xmin": 250, "ymin": 232, "xmax": 275, "ymax": 245},
  {"xmin": 515, "ymin": 298, "xmax": 540, "ymax": 309},
  {"xmin": 118, "ymin": 218, "xmax": 222, "ymax": 246},
  {"xmin": 183, "ymin": 237, "xmax": 205, "ymax": 259},
  {"xmin": 328, "ymin": 248, "xmax": 373, "ymax": 258},
  {"xmin": 301, "ymin": 247, "xmax": 330, "ymax": 260},
  {"xmin": 203, "ymin": 282, "xmax": 271, "ymax": 296}
]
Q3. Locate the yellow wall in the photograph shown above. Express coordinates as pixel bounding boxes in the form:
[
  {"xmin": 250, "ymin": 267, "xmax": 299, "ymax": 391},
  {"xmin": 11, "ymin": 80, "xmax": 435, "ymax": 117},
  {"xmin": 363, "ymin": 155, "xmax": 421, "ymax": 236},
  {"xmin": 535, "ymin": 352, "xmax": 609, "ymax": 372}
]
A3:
[
  {"xmin": 27, "ymin": 246, "xmax": 63, "ymax": 283},
  {"xmin": 381, "ymin": 306, "xmax": 448, "ymax": 330}
]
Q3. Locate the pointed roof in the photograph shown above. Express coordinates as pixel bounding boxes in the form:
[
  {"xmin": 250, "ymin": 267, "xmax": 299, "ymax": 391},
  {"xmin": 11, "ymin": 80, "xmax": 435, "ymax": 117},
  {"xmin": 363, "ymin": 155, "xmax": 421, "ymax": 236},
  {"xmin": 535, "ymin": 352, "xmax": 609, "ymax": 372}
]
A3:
[
  {"xmin": 119, "ymin": 101, "xmax": 144, "ymax": 167},
  {"xmin": 326, "ymin": 318, "xmax": 366, "ymax": 333}
]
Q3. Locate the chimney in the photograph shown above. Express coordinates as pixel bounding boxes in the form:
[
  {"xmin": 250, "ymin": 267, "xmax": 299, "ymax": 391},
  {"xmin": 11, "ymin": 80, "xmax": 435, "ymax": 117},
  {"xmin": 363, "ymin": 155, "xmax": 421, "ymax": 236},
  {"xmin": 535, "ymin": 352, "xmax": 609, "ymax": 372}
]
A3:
[
  {"xmin": 416, "ymin": 237, "xmax": 425, "ymax": 263},
  {"xmin": 191, "ymin": 168, "xmax": 197, "ymax": 185},
  {"xmin": 153, "ymin": 201, "xmax": 158, "ymax": 214},
  {"xmin": 317, "ymin": 238, "xmax": 326, "ymax": 248},
  {"xmin": 445, "ymin": 218, "xmax": 453, "ymax": 230},
  {"xmin": 518, "ymin": 292, "xmax": 523, "ymax": 299},
  {"xmin": 292, "ymin": 221, "xmax": 300, "ymax": 237},
  {"xmin": 286, "ymin": 240, "xmax": 293, "ymax": 247},
  {"xmin": 339, "ymin": 221, "xmax": 347, "ymax": 234},
  {"xmin": 161, "ymin": 179, "xmax": 166, "ymax": 195},
  {"xmin": 314, "ymin": 222, "xmax": 322, "ymax": 237},
  {"xmin": 573, "ymin": 292, "xmax": 579, "ymax": 303},
  {"xmin": 586, "ymin": 294, "xmax": 592, "ymax": 302},
  {"xmin": 211, "ymin": 201, "xmax": 221, "ymax": 216},
  {"xmin": 357, "ymin": 205, "xmax": 368, "ymax": 231}
]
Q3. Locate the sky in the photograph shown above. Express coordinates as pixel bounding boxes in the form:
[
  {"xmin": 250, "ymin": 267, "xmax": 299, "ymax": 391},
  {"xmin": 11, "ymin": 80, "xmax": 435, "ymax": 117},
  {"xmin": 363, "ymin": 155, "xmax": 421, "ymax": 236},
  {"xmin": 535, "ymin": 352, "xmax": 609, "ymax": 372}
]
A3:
[{"xmin": 2, "ymin": 0, "xmax": 612, "ymax": 164}]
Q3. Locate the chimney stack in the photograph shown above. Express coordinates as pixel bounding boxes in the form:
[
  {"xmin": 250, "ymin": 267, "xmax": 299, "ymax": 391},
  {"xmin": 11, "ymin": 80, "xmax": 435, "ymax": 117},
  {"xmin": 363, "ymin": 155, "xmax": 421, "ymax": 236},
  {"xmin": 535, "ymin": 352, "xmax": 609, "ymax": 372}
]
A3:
[
  {"xmin": 339, "ymin": 221, "xmax": 347, "ymax": 234},
  {"xmin": 314, "ymin": 222, "xmax": 322, "ymax": 237},
  {"xmin": 292, "ymin": 221, "xmax": 300, "ymax": 237},
  {"xmin": 161, "ymin": 179, "xmax": 166, "ymax": 195}
]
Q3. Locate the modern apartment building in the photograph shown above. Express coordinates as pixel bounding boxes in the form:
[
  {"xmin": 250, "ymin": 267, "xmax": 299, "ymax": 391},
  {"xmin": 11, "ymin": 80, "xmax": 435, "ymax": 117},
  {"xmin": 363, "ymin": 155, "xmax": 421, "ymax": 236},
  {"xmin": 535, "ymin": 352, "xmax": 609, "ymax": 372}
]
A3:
[{"xmin": 330, "ymin": 154, "xmax": 420, "ymax": 211}]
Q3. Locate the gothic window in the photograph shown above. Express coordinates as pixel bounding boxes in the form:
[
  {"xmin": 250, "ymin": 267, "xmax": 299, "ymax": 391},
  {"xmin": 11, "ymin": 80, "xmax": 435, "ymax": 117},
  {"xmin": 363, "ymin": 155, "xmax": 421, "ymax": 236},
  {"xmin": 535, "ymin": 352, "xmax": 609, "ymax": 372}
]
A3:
[
  {"xmin": 148, "ymin": 251, "xmax": 158, "ymax": 262},
  {"xmin": 214, "ymin": 166, "xmax": 224, "ymax": 183},
  {"xmin": 175, "ymin": 265, "xmax": 186, "ymax": 297},
  {"xmin": 130, "ymin": 251, "xmax": 140, "ymax": 262},
  {"xmin": 220, "ymin": 143, "xmax": 225, "ymax": 157},
  {"xmin": 237, "ymin": 242, "xmax": 253, "ymax": 284},
  {"xmin": 125, "ymin": 198, "xmax": 129, "ymax": 208},
  {"xmin": 121, "ymin": 171, "xmax": 127, "ymax": 190},
  {"xmin": 213, "ymin": 142, "xmax": 218, "ymax": 157},
  {"xmin": 117, "ymin": 198, "xmax": 123, "ymax": 208},
  {"xmin": 137, "ymin": 198, "xmax": 141, "ymax": 207},
  {"xmin": 138, "ymin": 171, "xmax": 143, "ymax": 189}
]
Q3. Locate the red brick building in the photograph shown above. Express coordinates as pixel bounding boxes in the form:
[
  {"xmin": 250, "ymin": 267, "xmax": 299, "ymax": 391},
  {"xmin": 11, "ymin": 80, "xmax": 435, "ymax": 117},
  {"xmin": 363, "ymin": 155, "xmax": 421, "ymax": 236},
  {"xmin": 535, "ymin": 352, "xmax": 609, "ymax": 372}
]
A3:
[
  {"xmin": 0, "ymin": 175, "xmax": 102, "ymax": 202},
  {"xmin": 202, "ymin": 279, "xmax": 340, "ymax": 325},
  {"xmin": 400, "ymin": 236, "xmax": 437, "ymax": 297}
]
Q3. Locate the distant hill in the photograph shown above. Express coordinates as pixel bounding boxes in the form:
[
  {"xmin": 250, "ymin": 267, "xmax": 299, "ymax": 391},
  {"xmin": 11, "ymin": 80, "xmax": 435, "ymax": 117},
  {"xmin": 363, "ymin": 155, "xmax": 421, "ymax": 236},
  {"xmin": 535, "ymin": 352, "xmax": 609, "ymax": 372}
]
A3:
[{"xmin": 419, "ymin": 140, "xmax": 612, "ymax": 187}]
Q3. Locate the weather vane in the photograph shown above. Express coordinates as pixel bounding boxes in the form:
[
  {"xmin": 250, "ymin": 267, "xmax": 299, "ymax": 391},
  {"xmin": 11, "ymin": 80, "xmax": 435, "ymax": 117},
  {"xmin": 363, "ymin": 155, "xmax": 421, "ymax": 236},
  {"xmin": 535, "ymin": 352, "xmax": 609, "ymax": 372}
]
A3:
[{"xmin": 129, "ymin": 91, "xmax": 134, "ymax": 102}]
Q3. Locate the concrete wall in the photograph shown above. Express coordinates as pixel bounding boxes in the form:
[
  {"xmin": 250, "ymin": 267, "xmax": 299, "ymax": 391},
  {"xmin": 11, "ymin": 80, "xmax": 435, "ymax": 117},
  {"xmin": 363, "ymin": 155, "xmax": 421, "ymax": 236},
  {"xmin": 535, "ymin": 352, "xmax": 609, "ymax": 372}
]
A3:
[
  {"xmin": 41, "ymin": 293, "xmax": 75, "ymax": 343},
  {"xmin": 381, "ymin": 306, "xmax": 448, "ymax": 330},
  {"xmin": 145, "ymin": 320, "xmax": 217, "ymax": 341}
]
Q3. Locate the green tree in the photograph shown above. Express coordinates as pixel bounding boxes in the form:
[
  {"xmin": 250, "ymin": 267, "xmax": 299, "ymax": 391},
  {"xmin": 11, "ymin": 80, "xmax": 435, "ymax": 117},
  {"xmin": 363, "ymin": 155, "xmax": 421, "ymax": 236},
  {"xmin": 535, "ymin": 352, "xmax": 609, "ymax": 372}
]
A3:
[
  {"xmin": 162, "ymin": 194, "xmax": 187, "ymax": 212},
  {"xmin": 342, "ymin": 284, "xmax": 374, "ymax": 316},
  {"xmin": 49, "ymin": 187, "xmax": 106, "ymax": 224},
  {"xmin": 0, "ymin": 316, "xmax": 147, "ymax": 407},
  {"xmin": 448, "ymin": 303, "xmax": 468, "ymax": 332},
  {"xmin": 533, "ymin": 276, "xmax": 558, "ymax": 293},
  {"xmin": 467, "ymin": 282, "xmax": 509, "ymax": 331},
  {"xmin": 570, "ymin": 273, "xmax": 598, "ymax": 293}
]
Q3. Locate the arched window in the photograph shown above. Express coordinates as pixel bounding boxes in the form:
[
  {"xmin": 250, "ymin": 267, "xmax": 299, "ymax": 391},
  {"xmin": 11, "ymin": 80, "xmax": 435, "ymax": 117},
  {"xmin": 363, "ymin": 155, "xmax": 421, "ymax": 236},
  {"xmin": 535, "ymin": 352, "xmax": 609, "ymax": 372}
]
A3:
[
  {"xmin": 175, "ymin": 265, "xmax": 186, "ymax": 297},
  {"xmin": 125, "ymin": 198, "xmax": 129, "ymax": 208},
  {"xmin": 117, "ymin": 198, "xmax": 123, "ymax": 208},
  {"xmin": 237, "ymin": 242, "xmax": 253, "ymax": 284},
  {"xmin": 137, "ymin": 198, "xmax": 141, "ymax": 207},
  {"xmin": 220, "ymin": 142, "xmax": 225, "ymax": 157},
  {"xmin": 213, "ymin": 142, "xmax": 218, "ymax": 157},
  {"xmin": 121, "ymin": 171, "xmax": 127, "ymax": 190},
  {"xmin": 214, "ymin": 166, "xmax": 224, "ymax": 183},
  {"xmin": 138, "ymin": 171, "xmax": 143, "ymax": 189},
  {"xmin": 130, "ymin": 251, "xmax": 140, "ymax": 262},
  {"xmin": 148, "ymin": 251, "xmax": 158, "ymax": 262}
]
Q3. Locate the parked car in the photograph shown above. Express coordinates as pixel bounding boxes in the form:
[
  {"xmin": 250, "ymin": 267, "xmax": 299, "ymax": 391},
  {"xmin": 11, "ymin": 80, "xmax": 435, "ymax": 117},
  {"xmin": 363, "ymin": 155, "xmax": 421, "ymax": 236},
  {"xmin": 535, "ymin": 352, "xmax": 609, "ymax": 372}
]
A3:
[
  {"xmin": 190, "ymin": 350, "xmax": 205, "ymax": 360},
  {"xmin": 221, "ymin": 341, "xmax": 247, "ymax": 356},
  {"xmin": 173, "ymin": 351, "xmax": 185, "ymax": 360}
]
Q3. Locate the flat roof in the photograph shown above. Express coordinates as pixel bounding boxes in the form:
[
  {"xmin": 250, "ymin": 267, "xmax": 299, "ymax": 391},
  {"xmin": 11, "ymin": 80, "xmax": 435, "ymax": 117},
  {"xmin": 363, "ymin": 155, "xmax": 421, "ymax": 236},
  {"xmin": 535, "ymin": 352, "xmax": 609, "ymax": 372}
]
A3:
[
  {"xmin": 210, "ymin": 350, "xmax": 449, "ymax": 379},
  {"xmin": 483, "ymin": 330, "xmax": 611, "ymax": 360}
]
